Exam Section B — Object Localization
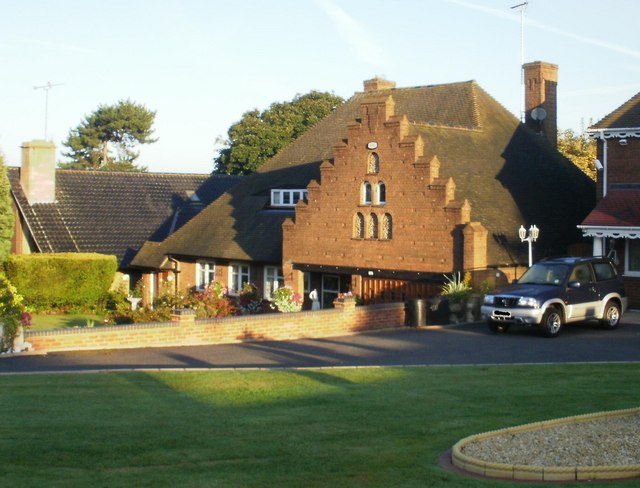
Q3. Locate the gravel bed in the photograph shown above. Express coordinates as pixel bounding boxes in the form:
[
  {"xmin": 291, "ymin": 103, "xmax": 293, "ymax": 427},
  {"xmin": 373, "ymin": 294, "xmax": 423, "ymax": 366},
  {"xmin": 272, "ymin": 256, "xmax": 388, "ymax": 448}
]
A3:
[{"xmin": 460, "ymin": 414, "xmax": 640, "ymax": 467}]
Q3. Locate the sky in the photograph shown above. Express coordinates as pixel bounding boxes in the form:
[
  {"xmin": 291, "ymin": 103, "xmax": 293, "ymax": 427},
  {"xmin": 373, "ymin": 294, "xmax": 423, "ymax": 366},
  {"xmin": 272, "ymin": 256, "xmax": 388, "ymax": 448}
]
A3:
[{"xmin": 1, "ymin": 0, "xmax": 639, "ymax": 174}]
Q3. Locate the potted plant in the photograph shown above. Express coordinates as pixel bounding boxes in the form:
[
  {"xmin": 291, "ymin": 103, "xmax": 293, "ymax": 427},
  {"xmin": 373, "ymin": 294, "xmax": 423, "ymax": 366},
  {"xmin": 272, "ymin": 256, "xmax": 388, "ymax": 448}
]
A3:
[{"xmin": 440, "ymin": 272, "xmax": 472, "ymax": 323}]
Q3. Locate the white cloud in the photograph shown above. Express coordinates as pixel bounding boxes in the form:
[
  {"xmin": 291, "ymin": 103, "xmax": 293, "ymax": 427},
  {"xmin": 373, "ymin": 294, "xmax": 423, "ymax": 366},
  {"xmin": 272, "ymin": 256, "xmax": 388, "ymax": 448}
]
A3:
[{"xmin": 314, "ymin": 0, "xmax": 386, "ymax": 68}]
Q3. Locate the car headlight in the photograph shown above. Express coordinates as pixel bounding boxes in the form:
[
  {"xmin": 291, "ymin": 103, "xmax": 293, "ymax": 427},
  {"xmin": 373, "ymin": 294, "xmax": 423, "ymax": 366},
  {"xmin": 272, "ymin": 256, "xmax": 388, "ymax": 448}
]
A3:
[
  {"xmin": 483, "ymin": 294, "xmax": 495, "ymax": 305},
  {"xmin": 517, "ymin": 296, "xmax": 538, "ymax": 308}
]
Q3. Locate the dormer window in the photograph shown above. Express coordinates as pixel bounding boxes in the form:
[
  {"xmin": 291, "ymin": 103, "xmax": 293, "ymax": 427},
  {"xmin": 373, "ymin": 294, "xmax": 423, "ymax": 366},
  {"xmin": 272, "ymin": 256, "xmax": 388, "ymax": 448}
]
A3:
[{"xmin": 271, "ymin": 189, "xmax": 308, "ymax": 207}]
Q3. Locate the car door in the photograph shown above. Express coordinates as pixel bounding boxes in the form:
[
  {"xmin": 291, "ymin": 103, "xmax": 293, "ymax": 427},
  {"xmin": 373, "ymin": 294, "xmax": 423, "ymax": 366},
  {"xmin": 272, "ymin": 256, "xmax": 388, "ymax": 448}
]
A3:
[{"xmin": 565, "ymin": 264, "xmax": 600, "ymax": 321}]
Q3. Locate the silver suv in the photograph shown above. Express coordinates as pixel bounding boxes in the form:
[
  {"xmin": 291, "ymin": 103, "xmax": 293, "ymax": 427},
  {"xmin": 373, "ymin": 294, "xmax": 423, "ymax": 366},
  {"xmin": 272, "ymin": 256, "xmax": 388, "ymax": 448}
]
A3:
[{"xmin": 481, "ymin": 257, "xmax": 627, "ymax": 337}]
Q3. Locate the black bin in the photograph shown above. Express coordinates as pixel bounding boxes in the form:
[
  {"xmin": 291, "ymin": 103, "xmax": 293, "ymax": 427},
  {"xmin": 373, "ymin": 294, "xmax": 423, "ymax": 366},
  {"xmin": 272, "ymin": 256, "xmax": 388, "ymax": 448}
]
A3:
[{"xmin": 405, "ymin": 298, "xmax": 428, "ymax": 327}]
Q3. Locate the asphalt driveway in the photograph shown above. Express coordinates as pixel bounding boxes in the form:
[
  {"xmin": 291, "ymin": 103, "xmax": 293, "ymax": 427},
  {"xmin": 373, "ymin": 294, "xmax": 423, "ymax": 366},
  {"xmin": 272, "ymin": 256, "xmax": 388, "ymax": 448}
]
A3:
[{"xmin": 2, "ymin": 315, "xmax": 639, "ymax": 374}]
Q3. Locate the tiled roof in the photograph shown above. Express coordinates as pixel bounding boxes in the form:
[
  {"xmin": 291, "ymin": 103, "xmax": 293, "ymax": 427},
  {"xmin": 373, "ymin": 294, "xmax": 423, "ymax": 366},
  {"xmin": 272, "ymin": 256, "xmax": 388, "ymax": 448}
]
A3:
[
  {"xmin": 132, "ymin": 80, "xmax": 595, "ymax": 269},
  {"xmin": 581, "ymin": 188, "xmax": 640, "ymax": 227},
  {"xmin": 590, "ymin": 92, "xmax": 640, "ymax": 130},
  {"xmin": 8, "ymin": 168, "xmax": 241, "ymax": 268}
]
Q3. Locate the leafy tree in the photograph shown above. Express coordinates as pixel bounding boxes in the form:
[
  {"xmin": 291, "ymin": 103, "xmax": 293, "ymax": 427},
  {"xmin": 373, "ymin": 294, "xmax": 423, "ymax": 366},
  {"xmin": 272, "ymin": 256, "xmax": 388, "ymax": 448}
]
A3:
[
  {"xmin": 61, "ymin": 100, "xmax": 157, "ymax": 171},
  {"xmin": 557, "ymin": 129, "xmax": 597, "ymax": 181},
  {"xmin": 214, "ymin": 91, "xmax": 344, "ymax": 175},
  {"xmin": 0, "ymin": 152, "xmax": 14, "ymax": 262}
]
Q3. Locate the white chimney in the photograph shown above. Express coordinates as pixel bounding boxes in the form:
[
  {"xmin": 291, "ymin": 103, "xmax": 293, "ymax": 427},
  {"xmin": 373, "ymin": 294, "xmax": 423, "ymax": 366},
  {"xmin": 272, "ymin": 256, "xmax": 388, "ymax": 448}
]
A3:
[{"xmin": 20, "ymin": 140, "xmax": 56, "ymax": 203}]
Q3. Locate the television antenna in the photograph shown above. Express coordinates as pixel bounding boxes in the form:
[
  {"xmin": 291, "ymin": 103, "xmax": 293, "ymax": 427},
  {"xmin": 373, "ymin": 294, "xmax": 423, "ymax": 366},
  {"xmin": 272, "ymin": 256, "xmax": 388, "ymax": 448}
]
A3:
[
  {"xmin": 511, "ymin": 2, "xmax": 528, "ymax": 123},
  {"xmin": 33, "ymin": 81, "xmax": 63, "ymax": 140}
]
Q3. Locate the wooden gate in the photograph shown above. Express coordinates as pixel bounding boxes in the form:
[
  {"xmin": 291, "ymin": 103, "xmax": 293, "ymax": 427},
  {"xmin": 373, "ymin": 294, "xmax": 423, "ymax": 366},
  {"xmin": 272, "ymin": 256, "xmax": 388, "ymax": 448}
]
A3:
[{"xmin": 361, "ymin": 278, "xmax": 440, "ymax": 304}]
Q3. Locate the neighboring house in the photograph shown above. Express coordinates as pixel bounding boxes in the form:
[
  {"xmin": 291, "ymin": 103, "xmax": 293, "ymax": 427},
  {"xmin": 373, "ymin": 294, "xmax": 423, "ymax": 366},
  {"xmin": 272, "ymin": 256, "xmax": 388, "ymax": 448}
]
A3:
[
  {"xmin": 8, "ymin": 140, "xmax": 241, "ymax": 287},
  {"xmin": 132, "ymin": 62, "xmax": 595, "ymax": 308},
  {"xmin": 579, "ymin": 92, "xmax": 640, "ymax": 307}
]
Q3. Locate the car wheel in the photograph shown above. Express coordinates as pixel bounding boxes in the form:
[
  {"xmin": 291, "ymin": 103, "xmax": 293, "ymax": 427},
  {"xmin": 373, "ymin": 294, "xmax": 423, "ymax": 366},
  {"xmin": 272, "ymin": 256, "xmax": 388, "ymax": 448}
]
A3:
[
  {"xmin": 599, "ymin": 300, "xmax": 621, "ymax": 329},
  {"xmin": 540, "ymin": 308, "xmax": 563, "ymax": 337},
  {"xmin": 488, "ymin": 321, "xmax": 510, "ymax": 334}
]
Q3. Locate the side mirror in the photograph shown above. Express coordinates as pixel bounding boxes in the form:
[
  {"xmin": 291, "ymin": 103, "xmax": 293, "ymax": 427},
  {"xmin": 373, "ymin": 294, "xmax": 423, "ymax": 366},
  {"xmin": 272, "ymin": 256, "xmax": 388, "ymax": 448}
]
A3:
[{"xmin": 568, "ymin": 281, "xmax": 582, "ymax": 289}]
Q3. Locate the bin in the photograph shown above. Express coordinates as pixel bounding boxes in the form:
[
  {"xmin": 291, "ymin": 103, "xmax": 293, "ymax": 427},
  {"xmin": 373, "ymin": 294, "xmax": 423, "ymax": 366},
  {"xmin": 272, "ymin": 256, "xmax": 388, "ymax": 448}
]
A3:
[{"xmin": 405, "ymin": 298, "xmax": 428, "ymax": 327}]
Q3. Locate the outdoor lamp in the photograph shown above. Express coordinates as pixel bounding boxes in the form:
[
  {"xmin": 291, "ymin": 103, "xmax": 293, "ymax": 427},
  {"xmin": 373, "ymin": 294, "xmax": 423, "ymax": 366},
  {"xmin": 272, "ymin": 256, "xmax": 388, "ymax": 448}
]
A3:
[{"xmin": 519, "ymin": 225, "xmax": 539, "ymax": 267}]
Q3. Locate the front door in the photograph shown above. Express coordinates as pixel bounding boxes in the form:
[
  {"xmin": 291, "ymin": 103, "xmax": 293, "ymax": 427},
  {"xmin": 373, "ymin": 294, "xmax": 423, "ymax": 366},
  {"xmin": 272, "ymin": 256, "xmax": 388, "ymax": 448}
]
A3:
[{"xmin": 322, "ymin": 274, "xmax": 340, "ymax": 308}]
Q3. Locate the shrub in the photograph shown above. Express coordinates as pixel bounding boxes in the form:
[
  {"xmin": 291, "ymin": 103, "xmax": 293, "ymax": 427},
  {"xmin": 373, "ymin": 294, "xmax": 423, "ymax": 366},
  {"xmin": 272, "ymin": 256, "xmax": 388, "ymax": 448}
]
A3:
[
  {"xmin": 5, "ymin": 253, "xmax": 117, "ymax": 311},
  {"xmin": 270, "ymin": 286, "xmax": 303, "ymax": 313},
  {"xmin": 0, "ymin": 273, "xmax": 31, "ymax": 351}
]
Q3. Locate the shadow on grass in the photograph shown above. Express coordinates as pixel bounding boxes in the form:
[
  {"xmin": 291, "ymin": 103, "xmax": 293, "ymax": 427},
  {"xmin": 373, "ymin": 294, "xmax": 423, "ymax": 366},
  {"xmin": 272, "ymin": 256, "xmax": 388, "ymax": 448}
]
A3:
[{"xmin": 0, "ymin": 364, "xmax": 639, "ymax": 487}]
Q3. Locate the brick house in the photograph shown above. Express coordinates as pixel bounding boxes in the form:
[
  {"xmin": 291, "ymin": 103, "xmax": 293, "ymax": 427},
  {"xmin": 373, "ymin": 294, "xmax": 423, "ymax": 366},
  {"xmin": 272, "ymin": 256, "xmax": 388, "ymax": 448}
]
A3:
[
  {"xmin": 578, "ymin": 92, "xmax": 640, "ymax": 307},
  {"xmin": 131, "ymin": 62, "xmax": 595, "ymax": 308},
  {"xmin": 8, "ymin": 140, "xmax": 241, "ymax": 286}
]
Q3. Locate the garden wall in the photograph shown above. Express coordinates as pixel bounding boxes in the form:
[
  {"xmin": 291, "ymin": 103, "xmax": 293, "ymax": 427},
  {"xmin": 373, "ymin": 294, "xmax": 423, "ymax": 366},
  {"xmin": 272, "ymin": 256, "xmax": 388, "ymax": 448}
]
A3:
[{"xmin": 25, "ymin": 302, "xmax": 404, "ymax": 354}]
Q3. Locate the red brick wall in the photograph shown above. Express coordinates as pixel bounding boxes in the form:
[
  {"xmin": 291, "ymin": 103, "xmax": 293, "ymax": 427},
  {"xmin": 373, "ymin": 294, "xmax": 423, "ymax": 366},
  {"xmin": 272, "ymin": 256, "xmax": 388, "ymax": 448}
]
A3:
[
  {"xmin": 283, "ymin": 96, "xmax": 483, "ymax": 285},
  {"xmin": 25, "ymin": 302, "xmax": 404, "ymax": 354}
]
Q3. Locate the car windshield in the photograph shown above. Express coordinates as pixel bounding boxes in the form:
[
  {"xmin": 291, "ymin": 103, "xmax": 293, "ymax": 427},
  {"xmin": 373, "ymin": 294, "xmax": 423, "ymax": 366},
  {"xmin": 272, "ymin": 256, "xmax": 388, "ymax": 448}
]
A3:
[{"xmin": 518, "ymin": 263, "xmax": 569, "ymax": 285}]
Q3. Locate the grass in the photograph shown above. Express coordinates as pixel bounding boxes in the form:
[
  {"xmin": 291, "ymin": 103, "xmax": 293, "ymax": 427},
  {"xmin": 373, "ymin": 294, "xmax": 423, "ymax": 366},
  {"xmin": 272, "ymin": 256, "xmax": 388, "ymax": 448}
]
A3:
[
  {"xmin": 29, "ymin": 313, "xmax": 106, "ymax": 331},
  {"xmin": 0, "ymin": 364, "xmax": 638, "ymax": 487}
]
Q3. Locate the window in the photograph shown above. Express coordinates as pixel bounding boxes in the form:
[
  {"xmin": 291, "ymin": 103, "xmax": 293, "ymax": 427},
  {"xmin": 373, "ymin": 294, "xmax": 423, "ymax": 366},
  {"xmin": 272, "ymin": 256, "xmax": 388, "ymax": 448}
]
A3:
[
  {"xmin": 229, "ymin": 263, "xmax": 250, "ymax": 295},
  {"xmin": 377, "ymin": 182, "xmax": 386, "ymax": 204},
  {"xmin": 264, "ymin": 266, "xmax": 284, "ymax": 300},
  {"xmin": 626, "ymin": 239, "xmax": 640, "ymax": 276},
  {"xmin": 196, "ymin": 261, "xmax": 216, "ymax": 290},
  {"xmin": 362, "ymin": 182, "xmax": 372, "ymax": 204},
  {"xmin": 353, "ymin": 212, "xmax": 364, "ymax": 239},
  {"xmin": 593, "ymin": 262, "xmax": 616, "ymax": 281},
  {"xmin": 271, "ymin": 189, "xmax": 308, "ymax": 207},
  {"xmin": 367, "ymin": 213, "xmax": 378, "ymax": 239},
  {"xmin": 367, "ymin": 152, "xmax": 380, "ymax": 174},
  {"xmin": 381, "ymin": 213, "xmax": 392, "ymax": 240},
  {"xmin": 304, "ymin": 272, "xmax": 311, "ymax": 294}
]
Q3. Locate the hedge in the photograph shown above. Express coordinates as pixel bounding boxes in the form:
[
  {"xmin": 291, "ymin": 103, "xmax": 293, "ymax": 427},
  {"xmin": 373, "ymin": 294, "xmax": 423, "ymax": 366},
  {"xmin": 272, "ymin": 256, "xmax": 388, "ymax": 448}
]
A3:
[{"xmin": 5, "ymin": 253, "xmax": 118, "ymax": 310}]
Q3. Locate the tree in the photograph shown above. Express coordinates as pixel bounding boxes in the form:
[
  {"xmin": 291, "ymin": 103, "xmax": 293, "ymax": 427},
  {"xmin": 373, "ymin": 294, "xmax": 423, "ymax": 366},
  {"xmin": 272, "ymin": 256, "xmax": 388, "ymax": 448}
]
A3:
[
  {"xmin": 557, "ymin": 129, "xmax": 597, "ymax": 181},
  {"xmin": 0, "ymin": 152, "xmax": 14, "ymax": 262},
  {"xmin": 214, "ymin": 91, "xmax": 344, "ymax": 175},
  {"xmin": 61, "ymin": 100, "xmax": 157, "ymax": 171}
]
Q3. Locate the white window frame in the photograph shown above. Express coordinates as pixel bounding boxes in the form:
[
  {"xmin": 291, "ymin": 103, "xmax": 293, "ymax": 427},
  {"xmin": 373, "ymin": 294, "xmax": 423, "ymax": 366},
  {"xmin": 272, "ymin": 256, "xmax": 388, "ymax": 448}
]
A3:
[
  {"xmin": 624, "ymin": 239, "xmax": 640, "ymax": 277},
  {"xmin": 270, "ymin": 189, "xmax": 308, "ymax": 207},
  {"xmin": 362, "ymin": 182, "xmax": 372, "ymax": 205},
  {"xmin": 377, "ymin": 182, "xmax": 386, "ymax": 205},
  {"xmin": 196, "ymin": 261, "xmax": 216, "ymax": 290},
  {"xmin": 229, "ymin": 262, "xmax": 251, "ymax": 295},
  {"xmin": 264, "ymin": 266, "xmax": 284, "ymax": 300}
]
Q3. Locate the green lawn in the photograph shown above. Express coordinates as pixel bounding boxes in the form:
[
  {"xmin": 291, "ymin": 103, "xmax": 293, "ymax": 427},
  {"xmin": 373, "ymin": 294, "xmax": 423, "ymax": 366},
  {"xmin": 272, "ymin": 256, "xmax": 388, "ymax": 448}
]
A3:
[
  {"xmin": 29, "ymin": 314, "xmax": 106, "ymax": 331},
  {"xmin": 0, "ymin": 364, "xmax": 638, "ymax": 487}
]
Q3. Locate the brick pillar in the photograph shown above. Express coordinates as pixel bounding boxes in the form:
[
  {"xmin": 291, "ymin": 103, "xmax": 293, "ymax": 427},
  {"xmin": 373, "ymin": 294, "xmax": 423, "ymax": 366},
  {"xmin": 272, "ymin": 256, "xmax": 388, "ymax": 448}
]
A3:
[{"xmin": 171, "ymin": 308, "xmax": 195, "ymax": 326}]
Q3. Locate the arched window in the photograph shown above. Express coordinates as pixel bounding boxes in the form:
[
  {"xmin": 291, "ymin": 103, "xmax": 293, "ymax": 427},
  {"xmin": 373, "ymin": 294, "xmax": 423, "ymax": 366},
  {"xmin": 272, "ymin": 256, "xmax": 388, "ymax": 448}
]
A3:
[
  {"xmin": 367, "ymin": 152, "xmax": 380, "ymax": 174},
  {"xmin": 362, "ymin": 182, "xmax": 372, "ymax": 204},
  {"xmin": 377, "ymin": 182, "xmax": 386, "ymax": 204},
  {"xmin": 353, "ymin": 213, "xmax": 364, "ymax": 239},
  {"xmin": 367, "ymin": 213, "xmax": 378, "ymax": 239},
  {"xmin": 381, "ymin": 213, "xmax": 392, "ymax": 240}
]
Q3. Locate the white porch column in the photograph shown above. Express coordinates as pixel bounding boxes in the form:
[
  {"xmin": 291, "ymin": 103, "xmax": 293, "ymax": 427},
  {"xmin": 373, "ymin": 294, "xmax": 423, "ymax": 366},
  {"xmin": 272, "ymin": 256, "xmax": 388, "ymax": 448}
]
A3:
[{"xmin": 592, "ymin": 237, "xmax": 604, "ymax": 256}]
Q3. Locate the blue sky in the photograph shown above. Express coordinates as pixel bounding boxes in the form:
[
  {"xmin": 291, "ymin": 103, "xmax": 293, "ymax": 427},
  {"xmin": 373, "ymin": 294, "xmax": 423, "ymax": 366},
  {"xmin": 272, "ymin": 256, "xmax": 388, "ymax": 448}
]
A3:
[{"xmin": 1, "ymin": 0, "xmax": 639, "ymax": 174}]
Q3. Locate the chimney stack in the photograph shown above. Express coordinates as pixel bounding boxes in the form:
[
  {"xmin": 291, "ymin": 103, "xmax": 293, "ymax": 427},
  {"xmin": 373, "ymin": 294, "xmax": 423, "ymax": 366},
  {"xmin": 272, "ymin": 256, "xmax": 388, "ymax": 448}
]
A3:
[
  {"xmin": 523, "ymin": 61, "xmax": 558, "ymax": 147},
  {"xmin": 363, "ymin": 78, "xmax": 396, "ymax": 92},
  {"xmin": 20, "ymin": 140, "xmax": 56, "ymax": 204}
]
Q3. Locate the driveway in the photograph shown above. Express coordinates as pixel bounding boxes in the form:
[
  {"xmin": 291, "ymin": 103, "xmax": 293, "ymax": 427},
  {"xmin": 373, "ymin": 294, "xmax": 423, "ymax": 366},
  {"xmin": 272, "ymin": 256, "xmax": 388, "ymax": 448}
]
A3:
[{"xmin": 2, "ymin": 315, "xmax": 639, "ymax": 374}]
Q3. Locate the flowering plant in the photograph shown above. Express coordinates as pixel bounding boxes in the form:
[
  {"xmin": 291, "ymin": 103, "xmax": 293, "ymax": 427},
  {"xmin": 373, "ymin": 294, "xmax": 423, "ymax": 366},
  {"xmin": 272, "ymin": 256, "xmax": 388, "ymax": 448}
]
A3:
[
  {"xmin": 238, "ymin": 283, "xmax": 262, "ymax": 315},
  {"xmin": 440, "ymin": 272, "xmax": 472, "ymax": 303},
  {"xmin": 270, "ymin": 286, "xmax": 303, "ymax": 313},
  {"xmin": 0, "ymin": 273, "xmax": 30, "ymax": 351},
  {"xmin": 337, "ymin": 291, "xmax": 356, "ymax": 301}
]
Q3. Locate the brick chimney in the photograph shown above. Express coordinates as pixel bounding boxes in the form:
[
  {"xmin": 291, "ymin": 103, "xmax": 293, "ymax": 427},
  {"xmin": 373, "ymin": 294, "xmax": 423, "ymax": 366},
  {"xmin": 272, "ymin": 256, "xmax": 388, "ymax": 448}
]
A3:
[
  {"xmin": 20, "ymin": 140, "xmax": 56, "ymax": 203},
  {"xmin": 363, "ymin": 77, "xmax": 396, "ymax": 92},
  {"xmin": 523, "ymin": 61, "xmax": 558, "ymax": 147}
]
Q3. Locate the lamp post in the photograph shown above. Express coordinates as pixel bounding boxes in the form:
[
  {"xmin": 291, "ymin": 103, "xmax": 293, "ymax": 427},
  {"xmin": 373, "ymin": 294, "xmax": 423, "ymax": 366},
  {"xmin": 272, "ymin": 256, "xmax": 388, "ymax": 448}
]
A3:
[{"xmin": 519, "ymin": 225, "xmax": 539, "ymax": 267}]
